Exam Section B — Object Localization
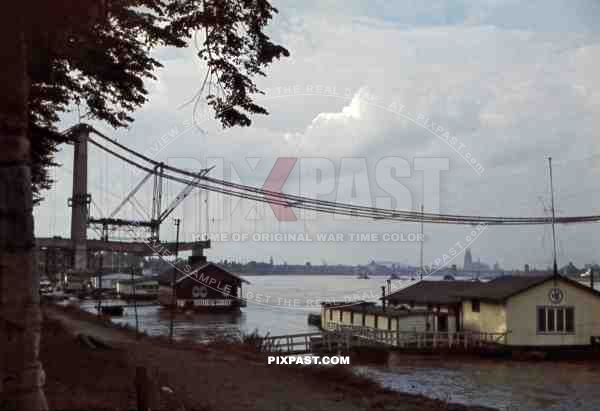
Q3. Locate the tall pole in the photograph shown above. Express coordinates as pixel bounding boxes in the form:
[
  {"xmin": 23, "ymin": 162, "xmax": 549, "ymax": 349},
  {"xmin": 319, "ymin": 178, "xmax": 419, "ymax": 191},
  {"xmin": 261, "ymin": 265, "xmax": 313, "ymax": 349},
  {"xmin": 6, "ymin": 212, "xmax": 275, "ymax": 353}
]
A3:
[
  {"xmin": 131, "ymin": 265, "xmax": 139, "ymax": 338},
  {"xmin": 548, "ymin": 157, "xmax": 559, "ymax": 278},
  {"xmin": 169, "ymin": 218, "xmax": 181, "ymax": 343},
  {"xmin": 419, "ymin": 204, "xmax": 424, "ymax": 280}
]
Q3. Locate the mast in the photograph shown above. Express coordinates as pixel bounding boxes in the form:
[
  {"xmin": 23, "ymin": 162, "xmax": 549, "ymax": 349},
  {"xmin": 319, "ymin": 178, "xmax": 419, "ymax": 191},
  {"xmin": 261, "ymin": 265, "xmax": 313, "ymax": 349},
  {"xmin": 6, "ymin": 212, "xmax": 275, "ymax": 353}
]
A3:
[
  {"xmin": 548, "ymin": 157, "xmax": 559, "ymax": 278},
  {"xmin": 419, "ymin": 204, "xmax": 424, "ymax": 280}
]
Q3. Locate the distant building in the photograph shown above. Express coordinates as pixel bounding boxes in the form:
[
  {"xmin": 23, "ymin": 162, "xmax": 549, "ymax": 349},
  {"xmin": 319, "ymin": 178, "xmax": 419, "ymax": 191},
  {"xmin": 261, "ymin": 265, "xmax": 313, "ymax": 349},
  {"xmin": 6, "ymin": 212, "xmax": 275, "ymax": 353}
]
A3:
[
  {"xmin": 116, "ymin": 276, "xmax": 159, "ymax": 300},
  {"xmin": 464, "ymin": 248, "xmax": 473, "ymax": 269},
  {"xmin": 92, "ymin": 272, "xmax": 142, "ymax": 290},
  {"xmin": 463, "ymin": 248, "xmax": 490, "ymax": 272}
]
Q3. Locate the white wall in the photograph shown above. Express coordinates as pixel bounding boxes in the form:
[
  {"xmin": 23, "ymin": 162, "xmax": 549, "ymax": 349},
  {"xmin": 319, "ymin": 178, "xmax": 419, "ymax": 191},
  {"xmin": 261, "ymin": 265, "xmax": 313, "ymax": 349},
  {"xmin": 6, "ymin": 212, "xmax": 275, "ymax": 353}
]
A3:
[{"xmin": 506, "ymin": 279, "xmax": 600, "ymax": 346}]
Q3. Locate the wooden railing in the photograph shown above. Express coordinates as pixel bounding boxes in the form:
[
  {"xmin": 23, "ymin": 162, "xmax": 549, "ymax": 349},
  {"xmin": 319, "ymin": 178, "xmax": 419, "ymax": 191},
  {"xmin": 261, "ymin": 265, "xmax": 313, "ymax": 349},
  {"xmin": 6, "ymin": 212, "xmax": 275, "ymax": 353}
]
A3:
[
  {"xmin": 256, "ymin": 325, "xmax": 508, "ymax": 355},
  {"xmin": 260, "ymin": 332, "xmax": 322, "ymax": 354},
  {"xmin": 324, "ymin": 322, "xmax": 508, "ymax": 349}
]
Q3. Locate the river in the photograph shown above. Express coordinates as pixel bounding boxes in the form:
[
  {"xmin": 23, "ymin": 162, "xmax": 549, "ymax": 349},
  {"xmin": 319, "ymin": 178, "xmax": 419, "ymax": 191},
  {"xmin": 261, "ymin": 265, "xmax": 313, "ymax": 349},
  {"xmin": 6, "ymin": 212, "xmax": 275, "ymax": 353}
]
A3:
[{"xmin": 75, "ymin": 274, "xmax": 600, "ymax": 411}]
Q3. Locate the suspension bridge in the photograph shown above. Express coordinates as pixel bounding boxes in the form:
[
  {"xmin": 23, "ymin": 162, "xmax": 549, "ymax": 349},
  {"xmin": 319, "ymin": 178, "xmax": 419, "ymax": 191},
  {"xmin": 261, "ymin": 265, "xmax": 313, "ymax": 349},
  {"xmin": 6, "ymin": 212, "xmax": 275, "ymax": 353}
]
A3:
[{"xmin": 36, "ymin": 123, "xmax": 600, "ymax": 276}]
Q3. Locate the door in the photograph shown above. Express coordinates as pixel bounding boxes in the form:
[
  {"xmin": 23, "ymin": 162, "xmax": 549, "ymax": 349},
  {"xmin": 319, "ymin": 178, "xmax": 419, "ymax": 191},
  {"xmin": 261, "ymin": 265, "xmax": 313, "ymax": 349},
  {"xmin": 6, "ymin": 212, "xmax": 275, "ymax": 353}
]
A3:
[{"xmin": 437, "ymin": 314, "xmax": 448, "ymax": 332}]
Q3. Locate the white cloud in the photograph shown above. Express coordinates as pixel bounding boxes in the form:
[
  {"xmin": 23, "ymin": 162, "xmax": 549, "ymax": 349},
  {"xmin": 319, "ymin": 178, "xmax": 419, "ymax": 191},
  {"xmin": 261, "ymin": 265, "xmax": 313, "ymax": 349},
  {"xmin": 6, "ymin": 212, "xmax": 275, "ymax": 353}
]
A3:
[{"xmin": 38, "ymin": 0, "xmax": 600, "ymax": 268}]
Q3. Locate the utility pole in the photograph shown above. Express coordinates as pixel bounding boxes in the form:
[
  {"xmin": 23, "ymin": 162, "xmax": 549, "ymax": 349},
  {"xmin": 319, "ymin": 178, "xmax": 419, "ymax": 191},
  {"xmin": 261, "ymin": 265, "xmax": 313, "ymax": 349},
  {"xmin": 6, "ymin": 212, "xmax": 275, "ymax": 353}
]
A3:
[
  {"xmin": 131, "ymin": 264, "xmax": 139, "ymax": 338},
  {"xmin": 419, "ymin": 204, "xmax": 424, "ymax": 280},
  {"xmin": 548, "ymin": 157, "xmax": 559, "ymax": 278},
  {"xmin": 169, "ymin": 218, "xmax": 181, "ymax": 343}
]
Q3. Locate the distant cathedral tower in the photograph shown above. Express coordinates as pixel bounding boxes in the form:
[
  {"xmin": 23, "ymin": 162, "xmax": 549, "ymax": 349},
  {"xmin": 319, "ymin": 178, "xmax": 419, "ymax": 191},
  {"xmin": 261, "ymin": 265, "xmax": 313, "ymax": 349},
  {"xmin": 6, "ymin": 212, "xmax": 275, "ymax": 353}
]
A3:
[{"xmin": 464, "ymin": 248, "xmax": 473, "ymax": 270}]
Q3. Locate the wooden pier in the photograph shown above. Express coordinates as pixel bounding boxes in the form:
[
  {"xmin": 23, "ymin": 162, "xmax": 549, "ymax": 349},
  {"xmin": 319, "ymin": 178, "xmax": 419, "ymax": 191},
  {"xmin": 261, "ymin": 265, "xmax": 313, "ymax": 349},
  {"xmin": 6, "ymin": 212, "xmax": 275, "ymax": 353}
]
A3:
[
  {"xmin": 259, "ymin": 332, "xmax": 322, "ymax": 354},
  {"xmin": 258, "ymin": 324, "xmax": 508, "ymax": 355},
  {"xmin": 324, "ymin": 323, "xmax": 508, "ymax": 351}
]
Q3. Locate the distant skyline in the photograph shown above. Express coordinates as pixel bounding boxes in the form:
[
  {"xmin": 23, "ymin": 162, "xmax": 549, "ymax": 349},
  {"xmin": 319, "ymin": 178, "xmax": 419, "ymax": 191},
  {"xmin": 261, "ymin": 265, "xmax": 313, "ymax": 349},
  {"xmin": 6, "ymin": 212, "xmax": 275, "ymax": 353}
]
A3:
[{"xmin": 34, "ymin": 0, "xmax": 600, "ymax": 269}]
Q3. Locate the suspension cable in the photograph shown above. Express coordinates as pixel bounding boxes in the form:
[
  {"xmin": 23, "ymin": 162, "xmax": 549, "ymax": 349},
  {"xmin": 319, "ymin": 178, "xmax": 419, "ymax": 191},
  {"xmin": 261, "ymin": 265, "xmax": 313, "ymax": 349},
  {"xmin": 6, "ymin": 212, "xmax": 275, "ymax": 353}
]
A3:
[{"xmin": 85, "ymin": 129, "xmax": 600, "ymax": 226}]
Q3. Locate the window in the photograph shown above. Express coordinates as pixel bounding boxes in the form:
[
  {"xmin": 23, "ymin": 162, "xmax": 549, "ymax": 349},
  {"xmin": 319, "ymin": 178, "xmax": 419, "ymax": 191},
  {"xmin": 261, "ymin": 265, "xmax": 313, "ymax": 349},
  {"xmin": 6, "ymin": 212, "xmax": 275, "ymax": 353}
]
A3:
[
  {"xmin": 537, "ymin": 306, "xmax": 575, "ymax": 334},
  {"xmin": 556, "ymin": 308, "xmax": 564, "ymax": 331},
  {"xmin": 547, "ymin": 308, "xmax": 555, "ymax": 332},
  {"xmin": 471, "ymin": 299, "xmax": 480, "ymax": 313},
  {"xmin": 566, "ymin": 307, "xmax": 575, "ymax": 333},
  {"xmin": 339, "ymin": 310, "xmax": 343, "ymax": 321},
  {"xmin": 438, "ymin": 314, "xmax": 448, "ymax": 332},
  {"xmin": 537, "ymin": 307, "xmax": 546, "ymax": 332}
]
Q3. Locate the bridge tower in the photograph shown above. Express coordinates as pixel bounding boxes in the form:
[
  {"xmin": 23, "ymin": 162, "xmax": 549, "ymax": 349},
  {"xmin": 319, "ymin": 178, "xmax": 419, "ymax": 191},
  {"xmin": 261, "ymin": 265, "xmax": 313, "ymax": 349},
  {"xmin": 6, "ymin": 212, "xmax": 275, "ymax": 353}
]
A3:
[{"xmin": 69, "ymin": 124, "xmax": 90, "ymax": 271}]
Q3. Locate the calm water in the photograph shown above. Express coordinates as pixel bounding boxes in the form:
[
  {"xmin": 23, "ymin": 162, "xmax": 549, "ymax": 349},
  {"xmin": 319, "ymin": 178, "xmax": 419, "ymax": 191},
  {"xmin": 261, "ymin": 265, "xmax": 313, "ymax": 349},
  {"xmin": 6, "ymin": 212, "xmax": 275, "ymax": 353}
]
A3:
[{"xmin": 76, "ymin": 275, "xmax": 600, "ymax": 411}]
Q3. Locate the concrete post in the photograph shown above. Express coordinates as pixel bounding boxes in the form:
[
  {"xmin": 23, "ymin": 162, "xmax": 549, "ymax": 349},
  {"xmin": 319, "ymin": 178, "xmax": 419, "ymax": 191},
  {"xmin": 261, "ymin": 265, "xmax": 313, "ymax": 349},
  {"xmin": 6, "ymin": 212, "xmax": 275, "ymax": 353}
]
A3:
[{"xmin": 70, "ymin": 124, "xmax": 89, "ymax": 271}]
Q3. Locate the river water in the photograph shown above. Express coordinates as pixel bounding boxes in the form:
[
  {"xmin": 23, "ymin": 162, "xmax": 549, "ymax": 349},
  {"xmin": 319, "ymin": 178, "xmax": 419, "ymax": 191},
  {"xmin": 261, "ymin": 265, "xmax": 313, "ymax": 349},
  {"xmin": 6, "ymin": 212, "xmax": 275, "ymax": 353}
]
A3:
[{"xmin": 76, "ymin": 274, "xmax": 600, "ymax": 411}]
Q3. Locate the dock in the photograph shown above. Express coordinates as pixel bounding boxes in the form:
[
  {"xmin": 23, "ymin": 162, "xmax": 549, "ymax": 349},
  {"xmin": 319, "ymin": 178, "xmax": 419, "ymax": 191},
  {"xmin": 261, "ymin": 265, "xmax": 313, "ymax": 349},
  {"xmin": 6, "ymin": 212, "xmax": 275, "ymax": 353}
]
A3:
[{"xmin": 258, "ymin": 324, "xmax": 508, "ymax": 355}]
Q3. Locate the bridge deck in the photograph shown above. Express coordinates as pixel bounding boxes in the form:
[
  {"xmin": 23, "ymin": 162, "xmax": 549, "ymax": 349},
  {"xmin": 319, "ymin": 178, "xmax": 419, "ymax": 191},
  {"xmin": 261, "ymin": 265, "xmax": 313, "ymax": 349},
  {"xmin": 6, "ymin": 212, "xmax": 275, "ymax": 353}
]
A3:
[{"xmin": 36, "ymin": 237, "xmax": 210, "ymax": 255}]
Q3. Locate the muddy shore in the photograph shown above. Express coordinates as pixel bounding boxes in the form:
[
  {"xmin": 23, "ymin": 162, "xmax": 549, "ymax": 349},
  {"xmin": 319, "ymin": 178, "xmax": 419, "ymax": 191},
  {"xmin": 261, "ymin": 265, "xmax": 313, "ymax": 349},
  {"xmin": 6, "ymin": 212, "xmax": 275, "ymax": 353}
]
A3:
[{"xmin": 41, "ymin": 303, "xmax": 495, "ymax": 410}]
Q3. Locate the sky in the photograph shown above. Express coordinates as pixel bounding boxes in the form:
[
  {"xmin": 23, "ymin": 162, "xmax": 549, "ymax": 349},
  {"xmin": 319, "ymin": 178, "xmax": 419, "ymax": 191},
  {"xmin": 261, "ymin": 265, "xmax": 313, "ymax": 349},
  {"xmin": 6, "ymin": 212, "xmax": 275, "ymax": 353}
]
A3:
[{"xmin": 35, "ymin": 0, "xmax": 600, "ymax": 270}]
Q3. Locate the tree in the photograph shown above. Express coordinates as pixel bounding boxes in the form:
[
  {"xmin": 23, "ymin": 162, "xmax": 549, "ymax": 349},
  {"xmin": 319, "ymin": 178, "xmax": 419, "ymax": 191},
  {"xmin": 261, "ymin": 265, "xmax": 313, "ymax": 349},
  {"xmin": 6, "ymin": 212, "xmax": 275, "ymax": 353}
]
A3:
[{"xmin": 0, "ymin": 1, "xmax": 288, "ymax": 408}]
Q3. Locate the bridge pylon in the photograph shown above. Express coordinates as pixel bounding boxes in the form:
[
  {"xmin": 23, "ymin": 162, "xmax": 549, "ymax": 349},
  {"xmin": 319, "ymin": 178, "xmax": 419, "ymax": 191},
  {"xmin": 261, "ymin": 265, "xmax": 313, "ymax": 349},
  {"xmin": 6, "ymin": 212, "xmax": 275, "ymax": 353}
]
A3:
[{"xmin": 68, "ymin": 124, "xmax": 91, "ymax": 271}]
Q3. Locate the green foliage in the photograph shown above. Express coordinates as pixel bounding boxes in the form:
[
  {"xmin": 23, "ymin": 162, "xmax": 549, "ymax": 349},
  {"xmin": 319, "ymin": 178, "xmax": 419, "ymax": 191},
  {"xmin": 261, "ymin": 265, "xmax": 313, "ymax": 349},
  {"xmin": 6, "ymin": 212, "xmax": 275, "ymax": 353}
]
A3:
[{"xmin": 26, "ymin": 0, "xmax": 289, "ymax": 202}]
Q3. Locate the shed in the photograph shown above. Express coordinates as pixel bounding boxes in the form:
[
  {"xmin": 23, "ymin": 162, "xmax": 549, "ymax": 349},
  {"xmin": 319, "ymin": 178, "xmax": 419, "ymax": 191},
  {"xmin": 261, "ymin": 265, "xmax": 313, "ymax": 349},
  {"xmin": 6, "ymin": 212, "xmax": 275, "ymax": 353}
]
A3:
[{"xmin": 158, "ymin": 259, "xmax": 249, "ymax": 311}]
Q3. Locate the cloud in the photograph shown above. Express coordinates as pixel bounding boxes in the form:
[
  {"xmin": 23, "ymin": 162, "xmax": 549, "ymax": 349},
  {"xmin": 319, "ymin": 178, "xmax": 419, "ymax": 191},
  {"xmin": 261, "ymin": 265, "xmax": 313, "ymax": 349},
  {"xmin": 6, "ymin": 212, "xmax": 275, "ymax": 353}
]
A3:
[{"xmin": 38, "ymin": 0, "xmax": 600, "ymax": 269}]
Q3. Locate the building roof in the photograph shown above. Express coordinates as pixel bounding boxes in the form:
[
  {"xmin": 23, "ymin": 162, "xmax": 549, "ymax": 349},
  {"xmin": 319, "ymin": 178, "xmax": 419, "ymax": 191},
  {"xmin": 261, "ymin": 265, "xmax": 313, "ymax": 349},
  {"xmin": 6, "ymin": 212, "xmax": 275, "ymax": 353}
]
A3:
[
  {"xmin": 382, "ymin": 280, "xmax": 483, "ymax": 305},
  {"xmin": 456, "ymin": 275, "xmax": 552, "ymax": 301},
  {"xmin": 158, "ymin": 261, "xmax": 250, "ymax": 285},
  {"xmin": 383, "ymin": 274, "xmax": 600, "ymax": 305}
]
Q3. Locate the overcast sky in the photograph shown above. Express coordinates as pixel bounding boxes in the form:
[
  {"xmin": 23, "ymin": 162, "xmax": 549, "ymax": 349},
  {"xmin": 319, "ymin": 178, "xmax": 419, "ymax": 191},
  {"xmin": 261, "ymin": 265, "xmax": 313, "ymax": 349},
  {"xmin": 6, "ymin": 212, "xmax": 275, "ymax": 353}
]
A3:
[{"xmin": 35, "ymin": 0, "xmax": 600, "ymax": 270}]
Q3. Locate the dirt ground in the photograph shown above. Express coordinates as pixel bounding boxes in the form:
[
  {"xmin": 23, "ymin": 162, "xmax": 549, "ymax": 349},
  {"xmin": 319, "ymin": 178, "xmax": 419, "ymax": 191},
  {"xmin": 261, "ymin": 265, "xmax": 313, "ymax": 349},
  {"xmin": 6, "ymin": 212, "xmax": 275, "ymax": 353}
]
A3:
[{"xmin": 41, "ymin": 304, "xmax": 494, "ymax": 411}]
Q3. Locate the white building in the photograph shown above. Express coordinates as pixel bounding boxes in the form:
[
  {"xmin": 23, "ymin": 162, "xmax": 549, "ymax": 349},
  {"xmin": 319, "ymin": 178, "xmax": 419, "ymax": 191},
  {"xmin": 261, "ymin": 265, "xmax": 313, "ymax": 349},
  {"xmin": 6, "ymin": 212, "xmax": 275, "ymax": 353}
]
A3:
[
  {"xmin": 92, "ymin": 272, "xmax": 142, "ymax": 290},
  {"xmin": 384, "ymin": 274, "xmax": 600, "ymax": 348}
]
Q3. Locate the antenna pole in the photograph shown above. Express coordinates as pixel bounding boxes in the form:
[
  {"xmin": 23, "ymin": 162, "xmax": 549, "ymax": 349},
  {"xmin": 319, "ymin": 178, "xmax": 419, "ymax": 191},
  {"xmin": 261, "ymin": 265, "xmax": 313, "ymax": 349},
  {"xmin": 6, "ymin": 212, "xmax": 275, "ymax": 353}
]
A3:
[
  {"xmin": 419, "ymin": 204, "xmax": 424, "ymax": 280},
  {"xmin": 548, "ymin": 157, "xmax": 558, "ymax": 277},
  {"xmin": 169, "ymin": 218, "xmax": 181, "ymax": 343}
]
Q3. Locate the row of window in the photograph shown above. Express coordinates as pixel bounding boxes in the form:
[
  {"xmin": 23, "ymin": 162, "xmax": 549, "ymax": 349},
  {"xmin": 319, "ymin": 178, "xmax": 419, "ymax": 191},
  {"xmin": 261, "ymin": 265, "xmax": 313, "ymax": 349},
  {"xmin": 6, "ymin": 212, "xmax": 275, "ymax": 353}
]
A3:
[
  {"xmin": 329, "ymin": 305, "xmax": 576, "ymax": 335},
  {"xmin": 329, "ymin": 310, "xmax": 379, "ymax": 328},
  {"xmin": 537, "ymin": 306, "xmax": 575, "ymax": 333},
  {"xmin": 327, "ymin": 309, "xmax": 448, "ymax": 331}
]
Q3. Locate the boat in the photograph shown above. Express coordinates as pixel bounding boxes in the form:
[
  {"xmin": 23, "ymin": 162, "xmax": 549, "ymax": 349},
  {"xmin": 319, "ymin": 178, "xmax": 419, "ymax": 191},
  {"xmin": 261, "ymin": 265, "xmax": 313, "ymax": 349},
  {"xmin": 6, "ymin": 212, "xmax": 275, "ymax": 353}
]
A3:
[
  {"xmin": 158, "ymin": 259, "xmax": 250, "ymax": 312},
  {"xmin": 99, "ymin": 305, "xmax": 124, "ymax": 316},
  {"xmin": 307, "ymin": 313, "xmax": 321, "ymax": 327},
  {"xmin": 389, "ymin": 273, "xmax": 400, "ymax": 280},
  {"xmin": 356, "ymin": 272, "xmax": 370, "ymax": 279}
]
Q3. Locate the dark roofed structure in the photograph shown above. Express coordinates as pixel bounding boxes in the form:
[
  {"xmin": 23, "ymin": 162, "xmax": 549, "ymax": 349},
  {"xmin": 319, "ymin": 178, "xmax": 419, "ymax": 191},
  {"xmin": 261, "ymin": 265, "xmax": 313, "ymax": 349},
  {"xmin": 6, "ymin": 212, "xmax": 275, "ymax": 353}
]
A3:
[
  {"xmin": 456, "ymin": 275, "xmax": 553, "ymax": 301},
  {"xmin": 383, "ymin": 275, "xmax": 560, "ymax": 305},
  {"xmin": 382, "ymin": 280, "xmax": 483, "ymax": 306},
  {"xmin": 158, "ymin": 257, "xmax": 249, "ymax": 311},
  {"xmin": 158, "ymin": 260, "xmax": 249, "ymax": 286}
]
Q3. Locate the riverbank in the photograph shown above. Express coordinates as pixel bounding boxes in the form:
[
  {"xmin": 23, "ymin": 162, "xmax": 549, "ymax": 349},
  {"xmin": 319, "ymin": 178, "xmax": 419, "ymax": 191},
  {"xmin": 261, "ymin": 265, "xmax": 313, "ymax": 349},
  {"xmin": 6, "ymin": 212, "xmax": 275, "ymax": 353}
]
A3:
[{"xmin": 41, "ymin": 304, "xmax": 494, "ymax": 410}]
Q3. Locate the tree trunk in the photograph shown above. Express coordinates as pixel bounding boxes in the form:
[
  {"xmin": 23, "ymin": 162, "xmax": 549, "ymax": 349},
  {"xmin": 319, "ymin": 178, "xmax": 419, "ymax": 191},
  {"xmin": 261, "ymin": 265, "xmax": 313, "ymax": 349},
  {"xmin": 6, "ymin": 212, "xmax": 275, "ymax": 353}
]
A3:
[{"xmin": 0, "ymin": 10, "xmax": 48, "ymax": 411}]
